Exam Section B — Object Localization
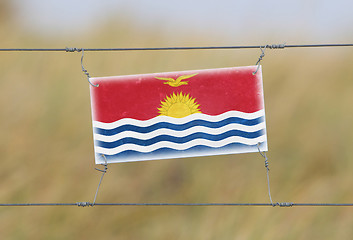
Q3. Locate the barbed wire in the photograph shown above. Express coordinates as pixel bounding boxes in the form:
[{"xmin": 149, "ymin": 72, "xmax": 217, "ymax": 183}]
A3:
[{"xmin": 0, "ymin": 43, "xmax": 352, "ymax": 52}]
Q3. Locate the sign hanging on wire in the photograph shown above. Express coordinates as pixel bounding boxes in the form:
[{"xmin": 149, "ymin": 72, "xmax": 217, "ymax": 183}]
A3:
[{"xmin": 89, "ymin": 65, "xmax": 268, "ymax": 164}]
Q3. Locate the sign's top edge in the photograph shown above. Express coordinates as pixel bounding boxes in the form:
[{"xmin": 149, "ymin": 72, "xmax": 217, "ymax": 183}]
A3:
[{"xmin": 90, "ymin": 65, "xmax": 260, "ymax": 81}]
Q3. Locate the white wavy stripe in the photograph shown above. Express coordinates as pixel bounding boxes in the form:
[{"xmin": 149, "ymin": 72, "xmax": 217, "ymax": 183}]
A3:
[
  {"xmin": 93, "ymin": 109, "xmax": 265, "ymax": 129},
  {"xmin": 94, "ymin": 135, "xmax": 267, "ymax": 155},
  {"xmin": 94, "ymin": 122, "xmax": 266, "ymax": 142}
]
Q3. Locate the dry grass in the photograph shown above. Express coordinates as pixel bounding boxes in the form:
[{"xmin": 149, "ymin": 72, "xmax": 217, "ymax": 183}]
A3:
[{"xmin": 1, "ymin": 16, "xmax": 353, "ymax": 240}]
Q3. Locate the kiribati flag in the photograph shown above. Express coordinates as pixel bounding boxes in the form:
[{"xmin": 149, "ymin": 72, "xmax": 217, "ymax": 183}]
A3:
[{"xmin": 89, "ymin": 66, "xmax": 267, "ymax": 164}]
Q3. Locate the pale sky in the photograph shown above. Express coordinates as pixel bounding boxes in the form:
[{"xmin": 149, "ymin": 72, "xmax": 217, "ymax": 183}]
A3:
[{"xmin": 11, "ymin": 0, "xmax": 353, "ymax": 42}]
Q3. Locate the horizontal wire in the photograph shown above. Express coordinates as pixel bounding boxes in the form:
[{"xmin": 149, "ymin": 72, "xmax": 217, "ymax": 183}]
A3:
[
  {"xmin": 1, "ymin": 202, "xmax": 353, "ymax": 207},
  {"xmin": 0, "ymin": 203, "xmax": 78, "ymax": 206},
  {"xmin": 0, "ymin": 43, "xmax": 353, "ymax": 52}
]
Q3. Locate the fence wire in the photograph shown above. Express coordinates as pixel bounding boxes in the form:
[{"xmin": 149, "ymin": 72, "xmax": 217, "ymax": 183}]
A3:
[
  {"xmin": 1, "ymin": 202, "xmax": 353, "ymax": 207},
  {"xmin": 0, "ymin": 43, "xmax": 353, "ymax": 52}
]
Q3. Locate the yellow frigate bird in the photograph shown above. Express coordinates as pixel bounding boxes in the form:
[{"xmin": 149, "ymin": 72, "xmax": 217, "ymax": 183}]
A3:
[{"xmin": 155, "ymin": 73, "xmax": 198, "ymax": 87}]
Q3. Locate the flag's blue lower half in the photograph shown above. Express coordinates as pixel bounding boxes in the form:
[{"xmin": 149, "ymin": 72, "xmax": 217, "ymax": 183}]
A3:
[{"xmin": 92, "ymin": 110, "xmax": 267, "ymax": 164}]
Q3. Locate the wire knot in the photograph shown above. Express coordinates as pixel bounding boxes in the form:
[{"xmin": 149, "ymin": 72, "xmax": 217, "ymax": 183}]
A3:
[
  {"xmin": 95, "ymin": 163, "xmax": 108, "ymax": 173},
  {"xmin": 76, "ymin": 202, "xmax": 93, "ymax": 207},
  {"xmin": 95, "ymin": 155, "xmax": 108, "ymax": 173},
  {"xmin": 65, "ymin": 47, "xmax": 82, "ymax": 53},
  {"xmin": 274, "ymin": 202, "xmax": 294, "ymax": 207},
  {"xmin": 267, "ymin": 44, "xmax": 286, "ymax": 49},
  {"xmin": 257, "ymin": 143, "xmax": 270, "ymax": 170},
  {"xmin": 252, "ymin": 43, "xmax": 286, "ymax": 75},
  {"xmin": 264, "ymin": 159, "xmax": 270, "ymax": 169},
  {"xmin": 252, "ymin": 46, "xmax": 267, "ymax": 75}
]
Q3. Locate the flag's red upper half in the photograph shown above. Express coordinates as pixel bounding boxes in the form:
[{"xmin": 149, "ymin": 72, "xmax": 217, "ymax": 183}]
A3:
[{"xmin": 90, "ymin": 66, "xmax": 264, "ymax": 122}]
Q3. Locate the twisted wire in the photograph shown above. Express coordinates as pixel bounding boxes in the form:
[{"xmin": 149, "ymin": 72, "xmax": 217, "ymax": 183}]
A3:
[
  {"xmin": 92, "ymin": 155, "xmax": 108, "ymax": 205},
  {"xmin": 80, "ymin": 49, "xmax": 99, "ymax": 87}
]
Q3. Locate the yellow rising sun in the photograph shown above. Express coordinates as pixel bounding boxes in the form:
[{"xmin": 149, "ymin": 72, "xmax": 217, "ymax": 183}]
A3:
[{"xmin": 158, "ymin": 92, "xmax": 201, "ymax": 118}]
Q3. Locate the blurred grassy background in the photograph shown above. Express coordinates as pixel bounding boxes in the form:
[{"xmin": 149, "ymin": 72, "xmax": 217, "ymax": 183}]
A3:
[{"xmin": 1, "ymin": 1, "xmax": 353, "ymax": 239}]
